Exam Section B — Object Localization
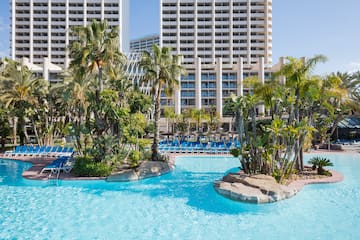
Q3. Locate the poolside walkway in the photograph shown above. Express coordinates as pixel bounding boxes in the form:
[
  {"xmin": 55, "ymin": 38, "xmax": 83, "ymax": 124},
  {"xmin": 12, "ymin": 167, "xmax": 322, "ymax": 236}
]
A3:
[{"xmin": 0, "ymin": 154, "xmax": 105, "ymax": 181}]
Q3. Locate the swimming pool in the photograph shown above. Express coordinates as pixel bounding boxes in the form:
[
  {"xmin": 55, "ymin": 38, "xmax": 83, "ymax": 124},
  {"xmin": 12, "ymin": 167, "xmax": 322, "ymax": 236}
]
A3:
[{"xmin": 0, "ymin": 154, "xmax": 359, "ymax": 240}]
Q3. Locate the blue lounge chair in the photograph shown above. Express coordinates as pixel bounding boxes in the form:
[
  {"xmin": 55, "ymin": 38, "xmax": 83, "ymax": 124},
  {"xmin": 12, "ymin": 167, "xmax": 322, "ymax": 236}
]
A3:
[
  {"xmin": 63, "ymin": 147, "xmax": 74, "ymax": 157},
  {"xmin": 40, "ymin": 156, "xmax": 70, "ymax": 174},
  {"xmin": 40, "ymin": 146, "xmax": 53, "ymax": 157},
  {"xmin": 28, "ymin": 146, "xmax": 41, "ymax": 156},
  {"xmin": 48, "ymin": 146, "xmax": 62, "ymax": 157},
  {"xmin": 14, "ymin": 146, "xmax": 28, "ymax": 156},
  {"xmin": 4, "ymin": 146, "xmax": 21, "ymax": 157},
  {"xmin": 34, "ymin": 146, "xmax": 46, "ymax": 156}
]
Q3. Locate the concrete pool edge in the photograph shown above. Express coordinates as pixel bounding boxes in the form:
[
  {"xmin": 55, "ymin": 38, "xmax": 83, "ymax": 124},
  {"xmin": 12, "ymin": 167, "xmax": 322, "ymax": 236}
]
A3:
[{"xmin": 214, "ymin": 169, "xmax": 344, "ymax": 204}]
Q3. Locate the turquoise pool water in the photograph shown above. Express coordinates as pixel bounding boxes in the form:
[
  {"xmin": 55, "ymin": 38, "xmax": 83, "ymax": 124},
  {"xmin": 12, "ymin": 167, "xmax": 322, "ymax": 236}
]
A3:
[{"xmin": 0, "ymin": 154, "xmax": 359, "ymax": 240}]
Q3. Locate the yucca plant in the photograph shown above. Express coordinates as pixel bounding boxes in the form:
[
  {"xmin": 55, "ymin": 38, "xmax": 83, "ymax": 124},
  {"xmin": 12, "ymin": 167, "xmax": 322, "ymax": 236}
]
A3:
[{"xmin": 308, "ymin": 156, "xmax": 333, "ymax": 175}]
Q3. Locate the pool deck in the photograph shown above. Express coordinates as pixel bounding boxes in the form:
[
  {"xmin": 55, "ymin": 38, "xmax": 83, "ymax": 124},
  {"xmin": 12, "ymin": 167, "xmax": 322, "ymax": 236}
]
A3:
[
  {"xmin": 0, "ymin": 148, "xmax": 357, "ymax": 182},
  {"xmin": 0, "ymin": 154, "xmax": 106, "ymax": 181}
]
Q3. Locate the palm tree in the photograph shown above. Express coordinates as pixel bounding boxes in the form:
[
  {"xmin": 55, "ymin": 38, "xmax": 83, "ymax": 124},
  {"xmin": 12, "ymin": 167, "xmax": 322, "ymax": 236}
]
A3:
[
  {"xmin": 163, "ymin": 107, "xmax": 176, "ymax": 133},
  {"xmin": 0, "ymin": 107, "xmax": 11, "ymax": 151},
  {"xmin": 278, "ymin": 55, "xmax": 327, "ymax": 122},
  {"xmin": 335, "ymin": 72, "xmax": 355, "ymax": 91},
  {"xmin": 68, "ymin": 20, "xmax": 124, "ymax": 94},
  {"xmin": 350, "ymin": 71, "xmax": 360, "ymax": 90},
  {"xmin": 191, "ymin": 108, "xmax": 209, "ymax": 133},
  {"xmin": 334, "ymin": 71, "xmax": 360, "ymax": 114},
  {"xmin": 140, "ymin": 45, "xmax": 185, "ymax": 161},
  {"xmin": 68, "ymin": 20, "xmax": 126, "ymax": 153},
  {"xmin": 224, "ymin": 94, "xmax": 248, "ymax": 172},
  {"xmin": 0, "ymin": 58, "xmax": 46, "ymax": 145},
  {"xmin": 277, "ymin": 55, "xmax": 327, "ymax": 171},
  {"xmin": 53, "ymin": 68, "xmax": 94, "ymax": 153},
  {"xmin": 208, "ymin": 105, "xmax": 220, "ymax": 132},
  {"xmin": 321, "ymin": 74, "xmax": 350, "ymax": 148}
]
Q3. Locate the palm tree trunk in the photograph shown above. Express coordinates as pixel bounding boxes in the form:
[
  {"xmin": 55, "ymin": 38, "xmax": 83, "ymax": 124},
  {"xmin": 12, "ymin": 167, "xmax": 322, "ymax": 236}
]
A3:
[
  {"xmin": 295, "ymin": 87, "xmax": 300, "ymax": 122},
  {"xmin": 12, "ymin": 117, "xmax": 17, "ymax": 145},
  {"xmin": 1, "ymin": 137, "xmax": 5, "ymax": 153},
  {"xmin": 236, "ymin": 110, "xmax": 248, "ymax": 173},
  {"xmin": 152, "ymin": 85, "xmax": 162, "ymax": 161},
  {"xmin": 98, "ymin": 65, "xmax": 103, "ymax": 92},
  {"xmin": 294, "ymin": 87, "xmax": 302, "ymax": 171},
  {"xmin": 197, "ymin": 117, "xmax": 200, "ymax": 132},
  {"xmin": 251, "ymin": 107, "xmax": 257, "ymax": 141},
  {"xmin": 32, "ymin": 118, "xmax": 41, "ymax": 146},
  {"xmin": 21, "ymin": 120, "xmax": 30, "ymax": 144}
]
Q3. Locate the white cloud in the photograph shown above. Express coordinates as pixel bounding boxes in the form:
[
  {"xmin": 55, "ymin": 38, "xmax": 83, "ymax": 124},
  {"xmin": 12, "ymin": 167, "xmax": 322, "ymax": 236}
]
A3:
[{"xmin": 345, "ymin": 62, "xmax": 360, "ymax": 73}]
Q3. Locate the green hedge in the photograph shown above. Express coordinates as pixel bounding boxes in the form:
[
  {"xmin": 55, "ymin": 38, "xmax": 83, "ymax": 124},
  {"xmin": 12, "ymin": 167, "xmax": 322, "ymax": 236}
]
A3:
[{"xmin": 72, "ymin": 156, "xmax": 113, "ymax": 177}]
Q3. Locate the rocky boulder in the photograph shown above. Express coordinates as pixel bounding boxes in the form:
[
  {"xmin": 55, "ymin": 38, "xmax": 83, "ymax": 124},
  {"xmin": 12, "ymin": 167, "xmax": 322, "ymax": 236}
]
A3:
[
  {"xmin": 106, "ymin": 161, "xmax": 172, "ymax": 182},
  {"xmin": 106, "ymin": 169, "xmax": 139, "ymax": 182},
  {"xmin": 214, "ymin": 173, "xmax": 298, "ymax": 203},
  {"xmin": 137, "ymin": 161, "xmax": 171, "ymax": 179}
]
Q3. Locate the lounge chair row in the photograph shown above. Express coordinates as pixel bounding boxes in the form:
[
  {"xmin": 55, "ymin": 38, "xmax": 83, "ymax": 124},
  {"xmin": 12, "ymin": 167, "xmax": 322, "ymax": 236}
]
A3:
[
  {"xmin": 159, "ymin": 141, "xmax": 240, "ymax": 148},
  {"xmin": 159, "ymin": 146, "xmax": 230, "ymax": 154},
  {"xmin": 40, "ymin": 156, "xmax": 74, "ymax": 174},
  {"xmin": 4, "ymin": 145, "xmax": 74, "ymax": 157},
  {"xmin": 158, "ymin": 140, "xmax": 241, "ymax": 154}
]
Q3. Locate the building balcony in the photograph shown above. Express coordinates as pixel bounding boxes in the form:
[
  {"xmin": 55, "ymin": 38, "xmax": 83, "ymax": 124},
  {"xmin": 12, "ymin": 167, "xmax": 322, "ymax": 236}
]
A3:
[{"xmin": 51, "ymin": 7, "xmax": 66, "ymax": 11}]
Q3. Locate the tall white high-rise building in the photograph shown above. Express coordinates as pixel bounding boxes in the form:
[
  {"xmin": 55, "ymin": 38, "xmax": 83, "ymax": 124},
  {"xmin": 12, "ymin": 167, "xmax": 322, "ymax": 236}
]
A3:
[
  {"xmin": 160, "ymin": 0, "xmax": 274, "ymax": 118},
  {"xmin": 161, "ymin": 0, "xmax": 272, "ymax": 66},
  {"xmin": 130, "ymin": 34, "xmax": 160, "ymax": 52},
  {"xmin": 10, "ymin": 0, "xmax": 130, "ymax": 68}
]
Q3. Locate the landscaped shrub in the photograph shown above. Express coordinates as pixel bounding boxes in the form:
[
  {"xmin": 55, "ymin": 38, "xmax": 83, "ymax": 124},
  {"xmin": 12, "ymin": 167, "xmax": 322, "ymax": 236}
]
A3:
[
  {"xmin": 129, "ymin": 150, "xmax": 142, "ymax": 167},
  {"xmin": 230, "ymin": 148, "xmax": 241, "ymax": 157},
  {"xmin": 72, "ymin": 156, "xmax": 113, "ymax": 177},
  {"xmin": 308, "ymin": 156, "xmax": 334, "ymax": 175}
]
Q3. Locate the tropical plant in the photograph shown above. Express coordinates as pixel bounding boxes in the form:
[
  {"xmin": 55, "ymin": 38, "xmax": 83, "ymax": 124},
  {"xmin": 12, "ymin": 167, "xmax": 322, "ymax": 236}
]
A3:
[
  {"xmin": 163, "ymin": 107, "xmax": 176, "ymax": 133},
  {"xmin": 208, "ymin": 105, "xmax": 220, "ymax": 132},
  {"xmin": 0, "ymin": 107, "xmax": 10, "ymax": 151},
  {"xmin": 277, "ymin": 55, "xmax": 327, "ymax": 171},
  {"xmin": 190, "ymin": 108, "xmax": 210, "ymax": 133},
  {"xmin": 225, "ymin": 55, "xmax": 342, "ymax": 182},
  {"xmin": 68, "ymin": 19, "xmax": 124, "ymax": 93},
  {"xmin": 308, "ymin": 156, "xmax": 333, "ymax": 175},
  {"xmin": 140, "ymin": 44, "xmax": 186, "ymax": 161},
  {"xmin": 0, "ymin": 58, "xmax": 48, "ymax": 145},
  {"xmin": 67, "ymin": 20, "xmax": 134, "ymax": 162}
]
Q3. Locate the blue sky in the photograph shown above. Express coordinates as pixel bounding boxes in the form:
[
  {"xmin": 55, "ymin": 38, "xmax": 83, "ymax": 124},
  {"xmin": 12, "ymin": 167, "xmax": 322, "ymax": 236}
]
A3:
[{"xmin": 1, "ymin": 0, "xmax": 360, "ymax": 75}]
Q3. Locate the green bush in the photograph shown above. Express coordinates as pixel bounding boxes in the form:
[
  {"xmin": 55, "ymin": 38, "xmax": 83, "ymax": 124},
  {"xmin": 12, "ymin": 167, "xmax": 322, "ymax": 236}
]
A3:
[
  {"xmin": 129, "ymin": 150, "xmax": 143, "ymax": 167},
  {"xmin": 230, "ymin": 148, "xmax": 241, "ymax": 157},
  {"xmin": 72, "ymin": 156, "xmax": 113, "ymax": 177}
]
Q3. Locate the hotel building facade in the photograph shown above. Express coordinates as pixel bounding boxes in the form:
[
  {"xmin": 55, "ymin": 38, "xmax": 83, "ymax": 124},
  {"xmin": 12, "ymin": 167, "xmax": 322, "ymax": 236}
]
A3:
[
  {"xmin": 160, "ymin": 0, "xmax": 278, "ymax": 118},
  {"xmin": 10, "ymin": 0, "xmax": 130, "ymax": 71},
  {"xmin": 130, "ymin": 34, "xmax": 160, "ymax": 52}
]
